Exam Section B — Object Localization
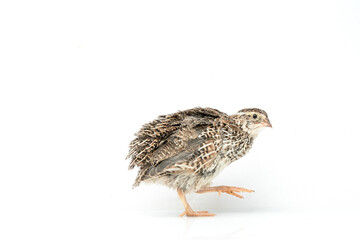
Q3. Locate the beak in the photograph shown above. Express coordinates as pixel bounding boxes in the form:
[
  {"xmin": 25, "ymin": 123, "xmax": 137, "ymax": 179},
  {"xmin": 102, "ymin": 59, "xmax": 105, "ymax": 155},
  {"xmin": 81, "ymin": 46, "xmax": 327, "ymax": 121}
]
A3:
[{"xmin": 262, "ymin": 119, "xmax": 272, "ymax": 128}]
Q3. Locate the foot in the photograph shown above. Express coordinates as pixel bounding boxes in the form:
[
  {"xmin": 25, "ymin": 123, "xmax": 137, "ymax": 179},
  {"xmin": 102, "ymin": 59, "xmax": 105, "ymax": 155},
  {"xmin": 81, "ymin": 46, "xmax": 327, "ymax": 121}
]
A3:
[
  {"xmin": 179, "ymin": 210, "xmax": 215, "ymax": 217},
  {"xmin": 196, "ymin": 186, "xmax": 254, "ymax": 199}
]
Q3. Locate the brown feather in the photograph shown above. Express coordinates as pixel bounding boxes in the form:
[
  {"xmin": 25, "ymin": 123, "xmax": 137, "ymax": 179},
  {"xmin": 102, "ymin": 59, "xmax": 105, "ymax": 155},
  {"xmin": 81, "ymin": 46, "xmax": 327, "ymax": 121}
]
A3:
[
  {"xmin": 126, "ymin": 107, "xmax": 271, "ymax": 191},
  {"xmin": 127, "ymin": 107, "xmax": 225, "ymax": 186}
]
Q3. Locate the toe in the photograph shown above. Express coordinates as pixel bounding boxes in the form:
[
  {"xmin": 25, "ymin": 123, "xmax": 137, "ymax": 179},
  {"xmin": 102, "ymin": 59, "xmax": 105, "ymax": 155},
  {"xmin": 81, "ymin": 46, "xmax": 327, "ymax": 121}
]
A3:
[
  {"xmin": 184, "ymin": 211, "xmax": 215, "ymax": 217},
  {"xmin": 232, "ymin": 187, "xmax": 255, "ymax": 193},
  {"xmin": 194, "ymin": 212, "xmax": 215, "ymax": 217},
  {"xmin": 229, "ymin": 191, "xmax": 244, "ymax": 199}
]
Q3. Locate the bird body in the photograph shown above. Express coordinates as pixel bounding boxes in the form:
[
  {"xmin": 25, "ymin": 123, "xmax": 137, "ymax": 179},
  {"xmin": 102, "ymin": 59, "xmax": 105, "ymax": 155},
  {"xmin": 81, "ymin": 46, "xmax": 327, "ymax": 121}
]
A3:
[
  {"xmin": 127, "ymin": 107, "xmax": 271, "ymax": 216},
  {"xmin": 144, "ymin": 120, "xmax": 255, "ymax": 193}
]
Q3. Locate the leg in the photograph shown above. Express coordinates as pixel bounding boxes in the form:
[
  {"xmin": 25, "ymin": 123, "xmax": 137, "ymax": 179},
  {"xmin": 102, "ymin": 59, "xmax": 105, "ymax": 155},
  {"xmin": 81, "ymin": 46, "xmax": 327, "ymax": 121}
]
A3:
[
  {"xmin": 177, "ymin": 188, "xmax": 215, "ymax": 217},
  {"xmin": 196, "ymin": 185, "xmax": 254, "ymax": 199}
]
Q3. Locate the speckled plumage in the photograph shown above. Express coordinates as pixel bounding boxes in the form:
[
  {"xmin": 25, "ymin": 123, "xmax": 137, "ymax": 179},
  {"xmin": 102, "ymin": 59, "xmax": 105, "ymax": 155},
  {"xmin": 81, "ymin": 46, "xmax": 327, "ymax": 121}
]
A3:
[{"xmin": 127, "ymin": 107, "xmax": 271, "ymax": 194}]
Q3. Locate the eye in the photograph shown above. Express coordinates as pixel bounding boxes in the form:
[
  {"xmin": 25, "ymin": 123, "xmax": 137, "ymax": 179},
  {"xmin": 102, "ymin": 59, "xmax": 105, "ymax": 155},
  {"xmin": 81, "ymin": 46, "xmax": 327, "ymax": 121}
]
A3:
[{"xmin": 253, "ymin": 114, "xmax": 257, "ymax": 119}]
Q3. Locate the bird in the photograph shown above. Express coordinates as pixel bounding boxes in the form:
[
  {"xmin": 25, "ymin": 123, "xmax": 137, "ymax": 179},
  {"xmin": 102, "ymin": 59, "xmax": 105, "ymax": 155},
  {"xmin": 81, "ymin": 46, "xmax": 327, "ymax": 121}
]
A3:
[{"xmin": 126, "ymin": 107, "xmax": 272, "ymax": 217}]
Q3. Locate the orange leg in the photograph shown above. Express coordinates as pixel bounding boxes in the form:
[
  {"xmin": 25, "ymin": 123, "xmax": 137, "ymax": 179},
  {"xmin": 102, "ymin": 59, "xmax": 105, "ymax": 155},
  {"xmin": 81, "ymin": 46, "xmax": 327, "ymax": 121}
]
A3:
[
  {"xmin": 177, "ymin": 188, "xmax": 215, "ymax": 217},
  {"xmin": 196, "ymin": 185, "xmax": 254, "ymax": 199}
]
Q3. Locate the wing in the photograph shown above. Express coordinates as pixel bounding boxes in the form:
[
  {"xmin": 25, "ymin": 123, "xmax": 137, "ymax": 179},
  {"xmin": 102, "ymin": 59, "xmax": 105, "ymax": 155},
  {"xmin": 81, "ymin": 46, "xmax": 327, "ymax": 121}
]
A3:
[
  {"xmin": 134, "ymin": 122, "xmax": 224, "ymax": 186},
  {"xmin": 127, "ymin": 107, "xmax": 225, "ymax": 170},
  {"xmin": 127, "ymin": 107, "xmax": 227, "ymax": 187}
]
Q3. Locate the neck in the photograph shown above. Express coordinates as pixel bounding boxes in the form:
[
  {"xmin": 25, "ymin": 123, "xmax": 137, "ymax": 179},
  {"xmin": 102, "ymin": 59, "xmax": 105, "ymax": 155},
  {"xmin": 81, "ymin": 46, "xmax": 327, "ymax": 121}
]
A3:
[
  {"xmin": 239, "ymin": 121, "xmax": 263, "ymax": 138},
  {"xmin": 230, "ymin": 115, "xmax": 262, "ymax": 138},
  {"xmin": 248, "ymin": 127, "xmax": 264, "ymax": 138}
]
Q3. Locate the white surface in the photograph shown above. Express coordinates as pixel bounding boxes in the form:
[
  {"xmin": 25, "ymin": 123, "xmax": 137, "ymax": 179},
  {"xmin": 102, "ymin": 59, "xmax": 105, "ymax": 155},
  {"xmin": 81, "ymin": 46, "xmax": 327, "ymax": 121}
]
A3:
[{"xmin": 1, "ymin": 0, "xmax": 360, "ymax": 239}]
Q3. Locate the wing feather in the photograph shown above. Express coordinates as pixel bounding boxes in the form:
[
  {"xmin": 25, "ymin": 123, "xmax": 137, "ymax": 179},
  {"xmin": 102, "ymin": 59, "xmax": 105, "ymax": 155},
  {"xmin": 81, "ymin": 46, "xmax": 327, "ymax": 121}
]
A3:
[
  {"xmin": 127, "ymin": 107, "xmax": 226, "ymax": 187},
  {"xmin": 127, "ymin": 107, "xmax": 225, "ymax": 169}
]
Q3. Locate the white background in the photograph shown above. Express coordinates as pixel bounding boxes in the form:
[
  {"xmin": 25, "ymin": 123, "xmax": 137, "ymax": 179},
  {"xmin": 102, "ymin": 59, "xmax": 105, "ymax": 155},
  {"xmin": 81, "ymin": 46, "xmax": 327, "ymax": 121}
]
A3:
[{"xmin": 1, "ymin": 0, "xmax": 360, "ymax": 239}]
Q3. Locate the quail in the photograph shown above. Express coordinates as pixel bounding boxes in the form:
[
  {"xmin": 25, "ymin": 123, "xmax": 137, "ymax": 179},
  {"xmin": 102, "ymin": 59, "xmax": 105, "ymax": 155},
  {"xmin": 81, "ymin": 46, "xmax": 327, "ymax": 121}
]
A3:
[{"xmin": 127, "ymin": 107, "xmax": 272, "ymax": 217}]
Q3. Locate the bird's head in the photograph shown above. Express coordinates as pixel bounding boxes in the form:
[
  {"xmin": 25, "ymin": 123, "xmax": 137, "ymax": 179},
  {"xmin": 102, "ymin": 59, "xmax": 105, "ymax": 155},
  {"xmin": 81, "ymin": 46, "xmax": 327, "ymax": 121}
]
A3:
[{"xmin": 233, "ymin": 108, "xmax": 272, "ymax": 137}]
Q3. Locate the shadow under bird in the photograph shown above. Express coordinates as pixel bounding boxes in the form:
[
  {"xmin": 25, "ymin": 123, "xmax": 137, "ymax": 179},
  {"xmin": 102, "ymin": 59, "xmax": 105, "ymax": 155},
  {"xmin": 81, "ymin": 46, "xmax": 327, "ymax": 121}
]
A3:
[{"xmin": 127, "ymin": 107, "xmax": 272, "ymax": 217}]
